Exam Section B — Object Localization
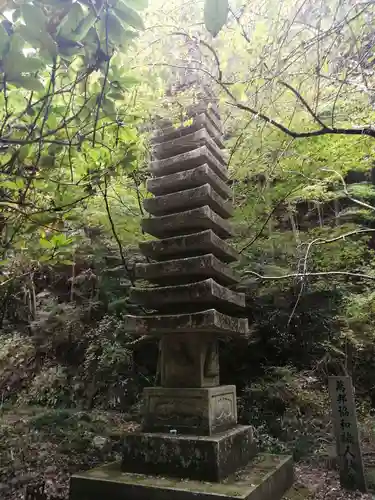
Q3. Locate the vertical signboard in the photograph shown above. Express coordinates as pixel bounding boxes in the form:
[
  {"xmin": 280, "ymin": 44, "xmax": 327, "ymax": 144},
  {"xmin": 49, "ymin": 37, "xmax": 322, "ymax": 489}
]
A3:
[{"xmin": 328, "ymin": 376, "xmax": 366, "ymax": 492}]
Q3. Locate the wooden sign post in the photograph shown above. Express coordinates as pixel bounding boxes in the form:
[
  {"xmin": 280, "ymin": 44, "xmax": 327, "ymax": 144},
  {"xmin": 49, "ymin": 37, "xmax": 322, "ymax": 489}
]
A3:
[{"xmin": 328, "ymin": 376, "xmax": 367, "ymax": 492}]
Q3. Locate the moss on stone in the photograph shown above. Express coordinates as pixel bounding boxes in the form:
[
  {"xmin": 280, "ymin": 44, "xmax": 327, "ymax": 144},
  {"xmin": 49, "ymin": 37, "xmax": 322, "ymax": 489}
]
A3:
[{"xmin": 72, "ymin": 454, "xmax": 293, "ymax": 499}]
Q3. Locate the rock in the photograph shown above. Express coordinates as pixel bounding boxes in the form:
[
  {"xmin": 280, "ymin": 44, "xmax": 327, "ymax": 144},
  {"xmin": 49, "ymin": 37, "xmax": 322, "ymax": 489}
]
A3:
[
  {"xmin": 0, "ymin": 483, "xmax": 10, "ymax": 494},
  {"xmin": 92, "ymin": 436, "xmax": 108, "ymax": 449}
]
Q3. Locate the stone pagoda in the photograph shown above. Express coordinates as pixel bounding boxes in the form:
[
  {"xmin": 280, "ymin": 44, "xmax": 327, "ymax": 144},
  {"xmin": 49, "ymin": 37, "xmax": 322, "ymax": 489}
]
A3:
[{"xmin": 69, "ymin": 95, "xmax": 294, "ymax": 500}]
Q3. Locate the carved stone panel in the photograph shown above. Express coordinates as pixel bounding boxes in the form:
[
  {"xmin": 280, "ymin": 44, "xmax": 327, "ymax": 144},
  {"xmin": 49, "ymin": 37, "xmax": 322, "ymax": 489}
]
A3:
[
  {"xmin": 143, "ymin": 385, "xmax": 237, "ymax": 436},
  {"xmin": 210, "ymin": 387, "xmax": 237, "ymax": 434}
]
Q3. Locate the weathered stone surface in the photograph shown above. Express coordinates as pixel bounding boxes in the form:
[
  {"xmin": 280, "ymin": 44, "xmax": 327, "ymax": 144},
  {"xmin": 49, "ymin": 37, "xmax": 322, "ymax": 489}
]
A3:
[
  {"xmin": 142, "ymin": 206, "xmax": 233, "ymax": 239},
  {"xmin": 187, "ymin": 101, "xmax": 222, "ymax": 128},
  {"xmin": 153, "ymin": 129, "xmax": 227, "ymax": 164},
  {"xmin": 143, "ymin": 184, "xmax": 233, "ymax": 219},
  {"xmin": 147, "ymin": 164, "xmax": 232, "ymax": 199},
  {"xmin": 135, "ymin": 254, "xmax": 240, "ymax": 286},
  {"xmin": 159, "ymin": 335, "xmax": 220, "ymax": 388},
  {"xmin": 70, "ymin": 455, "xmax": 293, "ymax": 500},
  {"xmin": 129, "ymin": 278, "xmax": 246, "ymax": 313},
  {"xmin": 121, "ymin": 425, "xmax": 256, "ymax": 481},
  {"xmin": 123, "ymin": 309, "xmax": 249, "ymax": 336},
  {"xmin": 68, "ymin": 95, "xmax": 295, "ymax": 500},
  {"xmin": 328, "ymin": 376, "xmax": 366, "ymax": 492},
  {"xmin": 152, "ymin": 113, "xmax": 224, "ymax": 148},
  {"xmin": 142, "ymin": 385, "xmax": 237, "ymax": 435},
  {"xmin": 150, "ymin": 145, "xmax": 228, "ymax": 181},
  {"xmin": 139, "ymin": 230, "xmax": 239, "ymax": 263}
]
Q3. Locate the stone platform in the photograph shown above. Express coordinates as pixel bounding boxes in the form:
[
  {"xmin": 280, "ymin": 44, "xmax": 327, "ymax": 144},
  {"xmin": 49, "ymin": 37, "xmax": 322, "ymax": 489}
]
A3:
[
  {"xmin": 122, "ymin": 425, "xmax": 255, "ymax": 481},
  {"xmin": 70, "ymin": 454, "xmax": 294, "ymax": 500}
]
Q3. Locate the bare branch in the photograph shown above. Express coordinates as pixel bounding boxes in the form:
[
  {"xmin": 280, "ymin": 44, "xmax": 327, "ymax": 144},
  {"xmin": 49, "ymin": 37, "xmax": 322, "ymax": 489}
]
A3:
[
  {"xmin": 124, "ymin": 335, "xmax": 154, "ymax": 347},
  {"xmin": 321, "ymin": 168, "xmax": 375, "ymax": 212},
  {"xmin": 241, "ymin": 270, "xmax": 375, "ymax": 281}
]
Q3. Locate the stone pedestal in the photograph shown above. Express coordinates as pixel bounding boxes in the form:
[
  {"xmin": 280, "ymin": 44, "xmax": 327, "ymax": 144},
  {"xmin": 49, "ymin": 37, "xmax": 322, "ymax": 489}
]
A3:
[
  {"xmin": 121, "ymin": 426, "xmax": 256, "ymax": 481},
  {"xmin": 69, "ymin": 96, "xmax": 293, "ymax": 500},
  {"xmin": 142, "ymin": 385, "xmax": 237, "ymax": 434}
]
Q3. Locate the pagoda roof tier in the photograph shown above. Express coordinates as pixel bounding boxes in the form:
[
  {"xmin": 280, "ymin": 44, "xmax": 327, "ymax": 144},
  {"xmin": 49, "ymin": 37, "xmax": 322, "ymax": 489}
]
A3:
[
  {"xmin": 143, "ymin": 184, "xmax": 233, "ymax": 219},
  {"xmin": 123, "ymin": 309, "xmax": 249, "ymax": 336},
  {"xmin": 150, "ymin": 145, "xmax": 228, "ymax": 181},
  {"xmin": 135, "ymin": 253, "xmax": 240, "ymax": 286},
  {"xmin": 130, "ymin": 278, "xmax": 246, "ymax": 314},
  {"xmin": 147, "ymin": 164, "xmax": 231, "ymax": 200},
  {"xmin": 139, "ymin": 230, "xmax": 239, "ymax": 263}
]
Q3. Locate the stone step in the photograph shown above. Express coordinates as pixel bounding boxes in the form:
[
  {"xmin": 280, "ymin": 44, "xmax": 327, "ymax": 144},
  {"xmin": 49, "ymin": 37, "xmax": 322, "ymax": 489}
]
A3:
[
  {"xmin": 122, "ymin": 425, "xmax": 254, "ymax": 480},
  {"xmin": 147, "ymin": 164, "xmax": 232, "ymax": 199},
  {"xmin": 135, "ymin": 254, "xmax": 240, "ymax": 286},
  {"xmin": 142, "ymin": 206, "xmax": 233, "ymax": 239},
  {"xmin": 123, "ymin": 309, "xmax": 249, "ymax": 336},
  {"xmin": 129, "ymin": 278, "xmax": 246, "ymax": 313},
  {"xmin": 143, "ymin": 184, "xmax": 233, "ymax": 219},
  {"xmin": 139, "ymin": 229, "xmax": 239, "ymax": 263},
  {"xmin": 151, "ymin": 113, "xmax": 224, "ymax": 148},
  {"xmin": 69, "ymin": 454, "xmax": 294, "ymax": 500},
  {"xmin": 152, "ymin": 129, "xmax": 228, "ymax": 165},
  {"xmin": 150, "ymin": 145, "xmax": 228, "ymax": 181}
]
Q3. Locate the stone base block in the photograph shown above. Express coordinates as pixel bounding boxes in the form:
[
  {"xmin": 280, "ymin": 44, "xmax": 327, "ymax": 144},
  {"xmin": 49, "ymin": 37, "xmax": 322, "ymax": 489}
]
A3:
[
  {"xmin": 70, "ymin": 454, "xmax": 294, "ymax": 500},
  {"xmin": 121, "ymin": 425, "xmax": 256, "ymax": 481},
  {"xmin": 142, "ymin": 386, "xmax": 237, "ymax": 434}
]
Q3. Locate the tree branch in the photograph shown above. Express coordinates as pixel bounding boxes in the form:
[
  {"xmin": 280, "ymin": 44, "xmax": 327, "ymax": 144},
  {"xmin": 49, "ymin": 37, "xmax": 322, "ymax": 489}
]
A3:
[
  {"xmin": 228, "ymin": 101, "xmax": 375, "ymax": 139},
  {"xmin": 241, "ymin": 270, "xmax": 375, "ymax": 281}
]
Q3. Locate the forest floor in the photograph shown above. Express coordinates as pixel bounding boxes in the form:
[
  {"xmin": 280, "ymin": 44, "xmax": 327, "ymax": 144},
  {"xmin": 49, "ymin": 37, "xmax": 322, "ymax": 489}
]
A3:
[{"xmin": 0, "ymin": 406, "xmax": 374, "ymax": 500}]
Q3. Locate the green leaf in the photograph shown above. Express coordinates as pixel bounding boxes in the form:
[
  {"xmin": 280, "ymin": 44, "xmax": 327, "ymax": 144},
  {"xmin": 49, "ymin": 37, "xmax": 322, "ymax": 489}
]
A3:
[
  {"xmin": 61, "ymin": 259, "xmax": 74, "ymax": 265},
  {"xmin": 9, "ymin": 75, "xmax": 44, "ymax": 92},
  {"xmin": 39, "ymin": 254, "xmax": 52, "ymax": 262},
  {"xmin": 204, "ymin": 0, "xmax": 228, "ymax": 37},
  {"xmin": 40, "ymin": 155, "xmax": 55, "ymax": 167},
  {"xmin": 121, "ymin": 0, "xmax": 148, "ymax": 10},
  {"xmin": 51, "ymin": 234, "xmax": 73, "ymax": 246},
  {"xmin": 17, "ymin": 25, "xmax": 57, "ymax": 58},
  {"xmin": 39, "ymin": 238, "xmax": 54, "ymax": 249},
  {"xmin": 1, "ymin": 180, "xmax": 19, "ymax": 190},
  {"xmin": 21, "ymin": 4, "xmax": 47, "ymax": 32},
  {"xmin": 8, "ymin": 33, "xmax": 24, "ymax": 56},
  {"xmin": 73, "ymin": 10, "xmax": 96, "ymax": 41},
  {"xmin": 120, "ymin": 75, "xmax": 139, "ymax": 87},
  {"xmin": 0, "ymin": 22, "xmax": 9, "ymax": 57},
  {"xmin": 48, "ymin": 144, "xmax": 64, "ymax": 155},
  {"xmin": 106, "ymin": 13, "xmax": 129, "ymax": 47},
  {"xmin": 18, "ymin": 144, "xmax": 31, "ymax": 162},
  {"xmin": 102, "ymin": 97, "xmax": 117, "ymax": 116},
  {"xmin": 107, "ymin": 91, "xmax": 124, "ymax": 100},
  {"xmin": 22, "ymin": 56, "xmax": 44, "ymax": 73},
  {"xmin": 4, "ymin": 52, "xmax": 44, "ymax": 76},
  {"xmin": 57, "ymin": 3, "xmax": 85, "ymax": 38},
  {"xmin": 114, "ymin": 3, "xmax": 145, "ymax": 30},
  {"xmin": 12, "ymin": 8, "xmax": 21, "ymax": 22}
]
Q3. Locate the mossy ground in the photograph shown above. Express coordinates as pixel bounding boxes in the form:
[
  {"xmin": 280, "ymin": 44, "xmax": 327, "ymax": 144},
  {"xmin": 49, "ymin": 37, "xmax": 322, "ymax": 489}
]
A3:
[
  {"xmin": 1, "ymin": 405, "xmax": 374, "ymax": 500},
  {"xmin": 0, "ymin": 406, "xmax": 138, "ymax": 500}
]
